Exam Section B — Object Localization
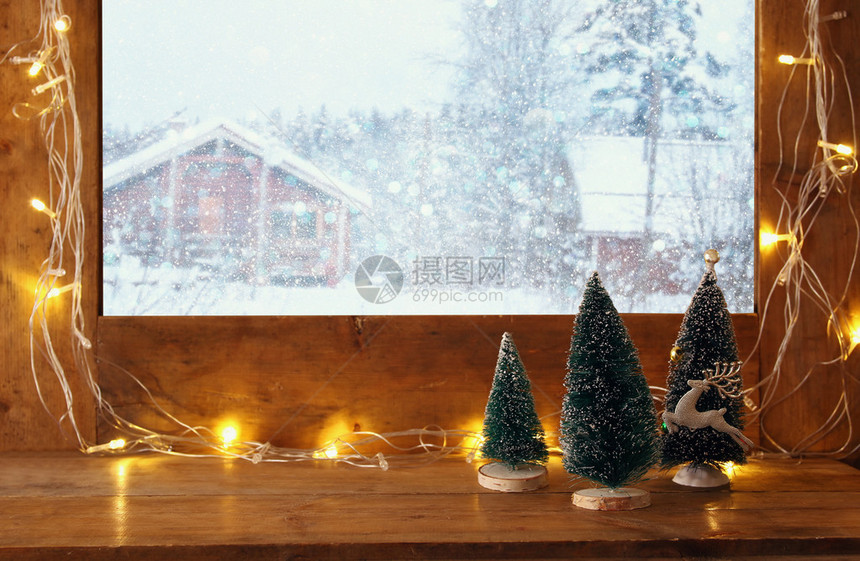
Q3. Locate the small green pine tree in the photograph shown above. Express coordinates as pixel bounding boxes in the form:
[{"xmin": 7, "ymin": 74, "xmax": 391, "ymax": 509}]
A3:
[
  {"xmin": 561, "ymin": 272, "xmax": 660, "ymax": 489},
  {"xmin": 480, "ymin": 332, "xmax": 548, "ymax": 468},
  {"xmin": 661, "ymin": 261, "xmax": 748, "ymax": 470}
]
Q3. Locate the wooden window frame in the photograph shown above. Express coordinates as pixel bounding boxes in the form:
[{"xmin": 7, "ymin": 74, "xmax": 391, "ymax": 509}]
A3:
[{"xmin": 89, "ymin": 0, "xmax": 770, "ymax": 451}]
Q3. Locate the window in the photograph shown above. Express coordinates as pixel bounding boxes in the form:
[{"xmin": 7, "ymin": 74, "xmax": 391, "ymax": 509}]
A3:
[
  {"xmin": 295, "ymin": 210, "xmax": 317, "ymax": 240},
  {"xmin": 103, "ymin": 0, "xmax": 754, "ymax": 316}
]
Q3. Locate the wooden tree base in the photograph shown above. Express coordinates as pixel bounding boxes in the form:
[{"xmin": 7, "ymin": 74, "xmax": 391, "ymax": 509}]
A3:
[
  {"xmin": 571, "ymin": 487, "xmax": 651, "ymax": 511},
  {"xmin": 477, "ymin": 462, "xmax": 548, "ymax": 492},
  {"xmin": 672, "ymin": 464, "xmax": 730, "ymax": 488}
]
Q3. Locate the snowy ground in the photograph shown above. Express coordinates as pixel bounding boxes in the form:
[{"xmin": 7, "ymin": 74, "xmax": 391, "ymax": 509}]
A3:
[{"xmin": 104, "ymin": 256, "xmax": 692, "ymax": 316}]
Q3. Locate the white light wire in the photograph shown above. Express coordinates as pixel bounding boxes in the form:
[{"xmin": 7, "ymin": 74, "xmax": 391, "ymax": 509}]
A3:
[
  {"xmin": 24, "ymin": 0, "xmax": 91, "ymax": 451},
  {"xmin": 742, "ymin": 0, "xmax": 859, "ymax": 460}
]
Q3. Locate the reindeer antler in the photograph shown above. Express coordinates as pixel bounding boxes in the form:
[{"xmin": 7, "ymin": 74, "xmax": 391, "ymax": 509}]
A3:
[{"xmin": 701, "ymin": 361, "xmax": 744, "ymax": 399}]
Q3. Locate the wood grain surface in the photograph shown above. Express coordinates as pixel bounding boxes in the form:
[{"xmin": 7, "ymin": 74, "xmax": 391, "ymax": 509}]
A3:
[
  {"xmin": 95, "ymin": 314, "xmax": 759, "ymax": 450},
  {"xmin": 0, "ymin": 453, "xmax": 858, "ymax": 560}
]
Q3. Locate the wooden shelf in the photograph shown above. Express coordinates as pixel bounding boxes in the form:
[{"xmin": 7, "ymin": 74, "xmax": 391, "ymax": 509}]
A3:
[{"xmin": 1, "ymin": 453, "xmax": 859, "ymax": 560}]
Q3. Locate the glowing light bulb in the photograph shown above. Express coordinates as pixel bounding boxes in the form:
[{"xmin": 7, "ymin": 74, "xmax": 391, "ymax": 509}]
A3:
[
  {"xmin": 464, "ymin": 432, "xmax": 486, "ymax": 463},
  {"xmin": 220, "ymin": 425, "xmax": 239, "ymax": 446},
  {"xmin": 760, "ymin": 231, "xmax": 792, "ymax": 247},
  {"xmin": 313, "ymin": 444, "xmax": 339, "ymax": 459},
  {"xmin": 849, "ymin": 326, "xmax": 860, "ymax": 356},
  {"xmin": 46, "ymin": 283, "xmax": 75, "ymax": 298},
  {"xmin": 760, "ymin": 232, "xmax": 779, "ymax": 247},
  {"xmin": 54, "ymin": 16, "xmax": 71, "ymax": 32},
  {"xmin": 778, "ymin": 54, "xmax": 814, "ymax": 65},
  {"xmin": 85, "ymin": 438, "xmax": 128, "ymax": 454},
  {"xmin": 26, "ymin": 49, "xmax": 52, "ymax": 77},
  {"xmin": 31, "ymin": 198, "xmax": 57, "ymax": 219},
  {"xmin": 818, "ymin": 140, "xmax": 854, "ymax": 156}
]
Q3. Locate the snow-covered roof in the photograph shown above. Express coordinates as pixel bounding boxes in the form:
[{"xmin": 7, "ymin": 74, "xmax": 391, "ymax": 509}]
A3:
[
  {"xmin": 570, "ymin": 135, "xmax": 748, "ymax": 236},
  {"xmin": 103, "ymin": 119, "xmax": 372, "ymax": 211}
]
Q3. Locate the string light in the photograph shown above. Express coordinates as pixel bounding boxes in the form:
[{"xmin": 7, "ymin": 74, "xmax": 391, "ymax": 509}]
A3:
[
  {"xmin": 14, "ymin": 0, "xmax": 95, "ymax": 456},
  {"xmin": 85, "ymin": 438, "xmax": 127, "ymax": 454},
  {"xmin": 464, "ymin": 432, "xmax": 485, "ymax": 463},
  {"xmin": 30, "ymin": 198, "xmax": 57, "ymax": 219},
  {"xmin": 323, "ymin": 445, "xmax": 338, "ymax": 459},
  {"xmin": 46, "ymin": 283, "xmax": 75, "ymax": 298},
  {"xmin": 53, "ymin": 15, "xmax": 70, "ymax": 32},
  {"xmin": 745, "ymin": 0, "xmax": 860, "ymax": 461},
  {"xmin": 759, "ymin": 231, "xmax": 794, "ymax": 247},
  {"xmin": 817, "ymin": 140, "xmax": 854, "ymax": 156},
  {"xmin": 850, "ymin": 325, "xmax": 860, "ymax": 356},
  {"xmin": 32, "ymin": 75, "xmax": 66, "ymax": 96},
  {"xmin": 10, "ymin": 56, "xmax": 38, "ymax": 66},
  {"xmin": 777, "ymin": 54, "xmax": 815, "ymax": 65},
  {"xmin": 25, "ymin": 48, "xmax": 53, "ymax": 76},
  {"xmin": 28, "ymin": 61, "xmax": 44, "ymax": 76},
  {"xmin": 220, "ymin": 425, "xmax": 239, "ymax": 447},
  {"xmin": 820, "ymin": 10, "xmax": 848, "ymax": 23},
  {"xmin": 28, "ymin": 57, "xmax": 46, "ymax": 76}
]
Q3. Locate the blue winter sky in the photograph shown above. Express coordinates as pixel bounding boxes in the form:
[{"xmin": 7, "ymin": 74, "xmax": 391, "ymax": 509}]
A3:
[{"xmin": 103, "ymin": 0, "xmax": 752, "ymax": 131}]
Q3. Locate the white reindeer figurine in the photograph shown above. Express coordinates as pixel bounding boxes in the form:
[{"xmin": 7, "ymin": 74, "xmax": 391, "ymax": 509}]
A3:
[{"xmin": 662, "ymin": 361, "xmax": 754, "ymax": 450}]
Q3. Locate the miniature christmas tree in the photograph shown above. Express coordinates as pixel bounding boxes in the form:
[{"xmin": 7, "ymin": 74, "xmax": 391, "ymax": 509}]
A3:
[
  {"xmin": 661, "ymin": 250, "xmax": 752, "ymax": 487},
  {"xmin": 477, "ymin": 332, "xmax": 549, "ymax": 492},
  {"xmin": 481, "ymin": 332, "xmax": 548, "ymax": 467},
  {"xmin": 561, "ymin": 272, "xmax": 659, "ymax": 508}
]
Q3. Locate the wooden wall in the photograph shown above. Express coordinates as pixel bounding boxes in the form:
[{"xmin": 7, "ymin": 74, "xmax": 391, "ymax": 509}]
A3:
[
  {"xmin": 0, "ymin": 0, "xmax": 99, "ymax": 450},
  {"xmin": 95, "ymin": 314, "xmax": 758, "ymax": 451},
  {"xmin": 0, "ymin": 0, "xmax": 857, "ymax": 464},
  {"xmin": 758, "ymin": 0, "xmax": 860, "ymax": 463}
]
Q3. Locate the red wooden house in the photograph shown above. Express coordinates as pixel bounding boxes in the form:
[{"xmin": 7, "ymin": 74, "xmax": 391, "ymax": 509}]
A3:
[{"xmin": 103, "ymin": 120, "xmax": 371, "ymax": 287}]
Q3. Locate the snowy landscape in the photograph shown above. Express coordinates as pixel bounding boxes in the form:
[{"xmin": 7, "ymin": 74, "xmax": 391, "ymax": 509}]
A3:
[{"xmin": 103, "ymin": 0, "xmax": 754, "ymax": 315}]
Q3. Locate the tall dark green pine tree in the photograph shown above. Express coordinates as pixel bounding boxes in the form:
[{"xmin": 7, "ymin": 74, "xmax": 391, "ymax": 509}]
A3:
[
  {"xmin": 481, "ymin": 332, "xmax": 548, "ymax": 468},
  {"xmin": 560, "ymin": 272, "xmax": 660, "ymax": 489},
  {"xmin": 661, "ymin": 258, "xmax": 748, "ymax": 470}
]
